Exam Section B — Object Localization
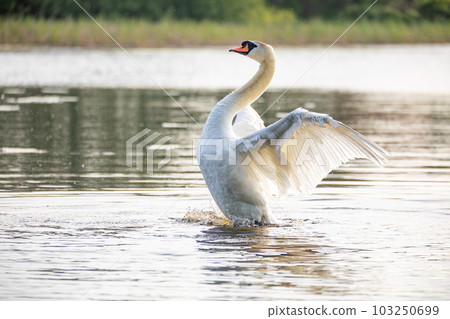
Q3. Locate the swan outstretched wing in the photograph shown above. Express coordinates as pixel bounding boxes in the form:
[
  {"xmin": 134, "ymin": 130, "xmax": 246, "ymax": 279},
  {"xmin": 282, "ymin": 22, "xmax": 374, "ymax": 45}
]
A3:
[{"xmin": 236, "ymin": 107, "xmax": 389, "ymax": 196}]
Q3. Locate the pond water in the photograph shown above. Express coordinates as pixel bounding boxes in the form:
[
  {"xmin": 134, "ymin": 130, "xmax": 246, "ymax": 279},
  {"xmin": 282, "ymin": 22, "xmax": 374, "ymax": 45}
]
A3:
[{"xmin": 0, "ymin": 46, "xmax": 449, "ymax": 300}]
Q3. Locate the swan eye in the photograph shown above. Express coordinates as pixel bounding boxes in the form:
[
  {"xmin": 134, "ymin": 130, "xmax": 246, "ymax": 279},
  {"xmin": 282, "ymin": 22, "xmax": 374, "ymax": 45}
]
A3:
[
  {"xmin": 229, "ymin": 41, "xmax": 257, "ymax": 55},
  {"xmin": 242, "ymin": 41, "xmax": 257, "ymax": 52}
]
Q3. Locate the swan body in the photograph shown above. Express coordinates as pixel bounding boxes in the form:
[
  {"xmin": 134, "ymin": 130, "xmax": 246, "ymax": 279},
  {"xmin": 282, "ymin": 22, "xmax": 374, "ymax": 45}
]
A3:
[{"xmin": 197, "ymin": 41, "xmax": 388, "ymax": 226}]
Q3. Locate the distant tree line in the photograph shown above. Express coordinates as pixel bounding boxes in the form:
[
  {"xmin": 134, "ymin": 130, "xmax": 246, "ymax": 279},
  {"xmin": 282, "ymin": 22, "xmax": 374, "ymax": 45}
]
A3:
[
  {"xmin": 1, "ymin": 0, "xmax": 449, "ymax": 21},
  {"xmin": 271, "ymin": 0, "xmax": 449, "ymax": 20}
]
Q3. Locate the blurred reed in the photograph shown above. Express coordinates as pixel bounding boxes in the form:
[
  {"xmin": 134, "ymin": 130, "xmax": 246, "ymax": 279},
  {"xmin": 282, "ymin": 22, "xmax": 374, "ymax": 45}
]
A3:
[{"xmin": 1, "ymin": 17, "xmax": 449, "ymax": 47}]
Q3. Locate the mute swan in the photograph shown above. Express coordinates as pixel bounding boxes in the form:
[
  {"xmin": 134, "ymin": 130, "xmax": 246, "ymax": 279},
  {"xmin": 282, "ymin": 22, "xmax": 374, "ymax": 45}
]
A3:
[{"xmin": 197, "ymin": 40, "xmax": 388, "ymax": 226}]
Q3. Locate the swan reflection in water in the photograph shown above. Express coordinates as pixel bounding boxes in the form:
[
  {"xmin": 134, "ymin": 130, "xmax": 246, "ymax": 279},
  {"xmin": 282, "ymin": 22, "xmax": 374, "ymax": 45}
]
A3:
[{"xmin": 196, "ymin": 225, "xmax": 359, "ymax": 298}]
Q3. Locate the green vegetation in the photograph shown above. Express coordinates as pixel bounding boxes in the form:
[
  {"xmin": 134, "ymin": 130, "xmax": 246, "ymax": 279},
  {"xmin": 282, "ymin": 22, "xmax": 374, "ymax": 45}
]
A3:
[
  {"xmin": 1, "ymin": 0, "xmax": 449, "ymax": 47},
  {"xmin": 2, "ymin": 0, "xmax": 449, "ymax": 22},
  {"xmin": 1, "ymin": 18, "xmax": 449, "ymax": 47}
]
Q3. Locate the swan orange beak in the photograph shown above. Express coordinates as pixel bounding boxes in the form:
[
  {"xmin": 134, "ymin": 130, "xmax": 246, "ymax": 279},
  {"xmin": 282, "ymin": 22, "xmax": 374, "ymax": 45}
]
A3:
[{"xmin": 229, "ymin": 44, "xmax": 249, "ymax": 55}]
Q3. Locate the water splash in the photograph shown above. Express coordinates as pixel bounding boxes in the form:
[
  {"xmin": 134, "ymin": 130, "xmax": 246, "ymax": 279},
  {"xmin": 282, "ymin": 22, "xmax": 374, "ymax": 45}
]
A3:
[{"xmin": 182, "ymin": 208, "xmax": 231, "ymax": 226}]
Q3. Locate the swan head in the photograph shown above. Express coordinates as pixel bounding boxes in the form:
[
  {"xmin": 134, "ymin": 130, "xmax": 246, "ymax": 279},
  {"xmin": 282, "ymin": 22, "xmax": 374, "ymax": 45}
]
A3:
[{"xmin": 229, "ymin": 40, "xmax": 273, "ymax": 63}]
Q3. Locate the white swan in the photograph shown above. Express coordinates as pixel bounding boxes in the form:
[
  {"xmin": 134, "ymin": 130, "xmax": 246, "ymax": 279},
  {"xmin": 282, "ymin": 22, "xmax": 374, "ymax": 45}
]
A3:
[{"xmin": 197, "ymin": 40, "xmax": 388, "ymax": 226}]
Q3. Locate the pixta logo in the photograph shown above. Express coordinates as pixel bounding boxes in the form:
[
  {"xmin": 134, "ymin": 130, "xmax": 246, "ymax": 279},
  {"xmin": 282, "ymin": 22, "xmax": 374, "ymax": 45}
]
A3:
[{"xmin": 126, "ymin": 129, "xmax": 172, "ymax": 175}]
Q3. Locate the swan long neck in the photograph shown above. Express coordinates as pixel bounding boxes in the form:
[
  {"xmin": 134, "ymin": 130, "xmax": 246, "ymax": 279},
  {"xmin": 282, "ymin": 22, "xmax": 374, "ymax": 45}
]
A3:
[
  {"xmin": 229, "ymin": 54, "xmax": 276, "ymax": 115},
  {"xmin": 202, "ymin": 45, "xmax": 276, "ymax": 138}
]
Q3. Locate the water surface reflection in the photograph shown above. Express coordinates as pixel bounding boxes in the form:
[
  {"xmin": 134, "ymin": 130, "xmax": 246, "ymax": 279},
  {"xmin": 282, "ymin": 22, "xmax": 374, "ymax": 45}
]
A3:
[
  {"xmin": 1, "ymin": 87, "xmax": 449, "ymax": 196},
  {"xmin": 1, "ymin": 86, "xmax": 449, "ymax": 300},
  {"xmin": 198, "ymin": 226, "xmax": 355, "ymax": 298}
]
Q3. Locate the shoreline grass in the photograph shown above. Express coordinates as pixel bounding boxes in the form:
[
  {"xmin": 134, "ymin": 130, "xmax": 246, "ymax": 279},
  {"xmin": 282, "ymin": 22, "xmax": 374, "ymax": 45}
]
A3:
[{"xmin": 1, "ymin": 18, "xmax": 449, "ymax": 48}]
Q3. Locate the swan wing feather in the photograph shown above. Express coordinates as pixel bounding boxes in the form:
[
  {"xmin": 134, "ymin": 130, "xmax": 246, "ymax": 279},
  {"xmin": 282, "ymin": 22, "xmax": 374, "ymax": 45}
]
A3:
[
  {"xmin": 235, "ymin": 107, "xmax": 389, "ymax": 196},
  {"xmin": 232, "ymin": 106, "xmax": 265, "ymax": 138}
]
